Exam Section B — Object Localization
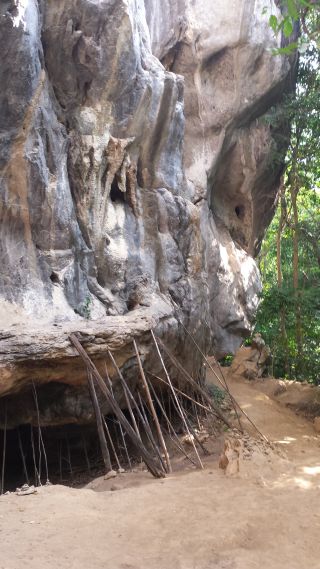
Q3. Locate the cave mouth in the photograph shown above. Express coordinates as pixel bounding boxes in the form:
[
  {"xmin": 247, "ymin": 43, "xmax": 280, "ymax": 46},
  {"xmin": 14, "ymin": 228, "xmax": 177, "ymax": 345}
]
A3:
[
  {"xmin": 0, "ymin": 367, "xmax": 215, "ymax": 492},
  {"xmin": 0, "ymin": 391, "xmax": 185, "ymax": 493},
  {"xmin": 0, "ymin": 417, "xmax": 138, "ymax": 493}
]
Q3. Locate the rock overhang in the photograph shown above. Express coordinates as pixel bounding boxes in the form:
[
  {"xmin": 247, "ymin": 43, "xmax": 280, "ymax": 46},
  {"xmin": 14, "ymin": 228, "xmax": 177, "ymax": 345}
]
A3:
[{"xmin": 0, "ymin": 0, "xmax": 297, "ymax": 424}]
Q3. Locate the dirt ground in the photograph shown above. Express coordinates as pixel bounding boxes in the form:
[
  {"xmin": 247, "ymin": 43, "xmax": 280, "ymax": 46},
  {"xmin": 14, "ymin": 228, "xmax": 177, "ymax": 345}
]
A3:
[{"xmin": 1, "ymin": 372, "xmax": 320, "ymax": 569}]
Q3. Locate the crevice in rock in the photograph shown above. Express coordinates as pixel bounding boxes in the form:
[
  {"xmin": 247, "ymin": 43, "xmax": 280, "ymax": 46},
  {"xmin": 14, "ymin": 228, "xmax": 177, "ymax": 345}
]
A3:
[
  {"xmin": 50, "ymin": 271, "xmax": 60, "ymax": 285},
  {"xmin": 160, "ymin": 41, "xmax": 184, "ymax": 72},
  {"xmin": 235, "ymin": 205, "xmax": 245, "ymax": 221},
  {"xmin": 110, "ymin": 176, "xmax": 125, "ymax": 203}
]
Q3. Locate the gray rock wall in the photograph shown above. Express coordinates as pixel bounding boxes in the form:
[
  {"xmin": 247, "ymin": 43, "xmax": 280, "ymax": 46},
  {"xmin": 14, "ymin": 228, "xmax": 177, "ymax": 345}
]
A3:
[{"xmin": 0, "ymin": 0, "xmax": 296, "ymax": 424}]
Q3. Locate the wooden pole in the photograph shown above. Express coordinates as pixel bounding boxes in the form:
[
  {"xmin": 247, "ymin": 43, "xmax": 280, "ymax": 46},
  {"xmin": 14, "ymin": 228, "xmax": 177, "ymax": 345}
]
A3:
[
  {"xmin": 106, "ymin": 347, "xmax": 166, "ymax": 472},
  {"xmin": 151, "ymin": 331, "xmax": 204, "ymax": 469},
  {"xmin": 149, "ymin": 372, "xmax": 213, "ymax": 416},
  {"xmin": 17, "ymin": 427, "xmax": 29, "ymax": 485},
  {"xmin": 69, "ymin": 334, "xmax": 164, "ymax": 478},
  {"xmin": 65, "ymin": 435, "xmax": 73, "ymax": 477},
  {"xmin": 146, "ymin": 375, "xmax": 198, "ymax": 467},
  {"xmin": 58, "ymin": 440, "xmax": 63, "ymax": 482},
  {"xmin": 30, "ymin": 425, "xmax": 40, "ymax": 486},
  {"xmin": 133, "ymin": 340, "xmax": 172, "ymax": 473},
  {"xmin": 32, "ymin": 381, "xmax": 49, "ymax": 483},
  {"xmin": 87, "ymin": 369, "xmax": 112, "ymax": 473},
  {"xmin": 82, "ymin": 434, "xmax": 92, "ymax": 475},
  {"xmin": 104, "ymin": 366, "xmax": 132, "ymax": 471},
  {"xmin": 175, "ymin": 318, "xmax": 269, "ymax": 441},
  {"xmin": 136, "ymin": 392, "xmax": 167, "ymax": 471},
  {"xmin": 1, "ymin": 403, "xmax": 7, "ymax": 495},
  {"xmin": 123, "ymin": 386, "xmax": 140, "ymax": 439},
  {"xmin": 156, "ymin": 336, "xmax": 233, "ymax": 429},
  {"xmin": 172, "ymin": 391, "xmax": 209, "ymax": 456},
  {"xmin": 188, "ymin": 318, "xmax": 243, "ymax": 429},
  {"xmin": 101, "ymin": 416, "xmax": 122, "ymax": 471},
  {"xmin": 31, "ymin": 382, "xmax": 42, "ymax": 482}
]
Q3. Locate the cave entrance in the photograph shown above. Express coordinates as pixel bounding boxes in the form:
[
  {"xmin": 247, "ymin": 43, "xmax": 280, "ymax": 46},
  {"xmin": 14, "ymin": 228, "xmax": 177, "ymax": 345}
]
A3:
[
  {"xmin": 0, "ymin": 419, "xmax": 131, "ymax": 493},
  {"xmin": 0, "ymin": 346, "xmax": 222, "ymax": 492}
]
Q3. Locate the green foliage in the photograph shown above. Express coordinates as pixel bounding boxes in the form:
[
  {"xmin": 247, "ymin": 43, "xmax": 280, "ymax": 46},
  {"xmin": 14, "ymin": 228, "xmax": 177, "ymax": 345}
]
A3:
[
  {"xmin": 265, "ymin": 0, "xmax": 320, "ymax": 54},
  {"xmin": 219, "ymin": 355, "xmax": 234, "ymax": 367},
  {"xmin": 78, "ymin": 295, "xmax": 92, "ymax": 319},
  {"xmin": 206, "ymin": 384, "xmax": 226, "ymax": 407},
  {"xmin": 255, "ymin": 46, "xmax": 320, "ymax": 384}
]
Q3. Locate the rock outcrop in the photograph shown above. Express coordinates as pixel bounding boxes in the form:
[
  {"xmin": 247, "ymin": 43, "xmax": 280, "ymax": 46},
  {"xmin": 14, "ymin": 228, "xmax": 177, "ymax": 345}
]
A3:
[
  {"xmin": 229, "ymin": 334, "xmax": 272, "ymax": 380},
  {"xmin": 0, "ymin": 0, "xmax": 296, "ymax": 426}
]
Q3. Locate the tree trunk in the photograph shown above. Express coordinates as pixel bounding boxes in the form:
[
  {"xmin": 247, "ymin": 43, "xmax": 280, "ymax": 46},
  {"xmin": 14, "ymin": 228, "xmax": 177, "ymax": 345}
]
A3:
[
  {"xmin": 290, "ymin": 184, "xmax": 303, "ymax": 376},
  {"xmin": 277, "ymin": 186, "xmax": 289, "ymax": 377}
]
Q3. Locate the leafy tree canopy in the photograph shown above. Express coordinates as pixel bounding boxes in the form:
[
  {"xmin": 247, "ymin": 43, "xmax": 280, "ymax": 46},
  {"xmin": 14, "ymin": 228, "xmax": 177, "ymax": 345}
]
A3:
[
  {"xmin": 265, "ymin": 0, "xmax": 320, "ymax": 54},
  {"xmin": 254, "ymin": 42, "xmax": 320, "ymax": 383}
]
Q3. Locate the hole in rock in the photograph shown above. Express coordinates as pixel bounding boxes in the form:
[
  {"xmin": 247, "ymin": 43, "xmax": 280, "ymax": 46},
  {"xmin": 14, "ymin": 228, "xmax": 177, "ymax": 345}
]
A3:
[
  {"xmin": 235, "ymin": 204, "xmax": 245, "ymax": 220},
  {"xmin": 110, "ymin": 177, "xmax": 125, "ymax": 203},
  {"xmin": 50, "ymin": 272, "xmax": 60, "ymax": 284}
]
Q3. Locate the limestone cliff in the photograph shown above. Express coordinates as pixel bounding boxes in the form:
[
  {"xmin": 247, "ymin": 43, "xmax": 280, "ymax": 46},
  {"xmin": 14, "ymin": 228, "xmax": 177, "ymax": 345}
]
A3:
[{"xmin": 0, "ymin": 0, "xmax": 296, "ymax": 426}]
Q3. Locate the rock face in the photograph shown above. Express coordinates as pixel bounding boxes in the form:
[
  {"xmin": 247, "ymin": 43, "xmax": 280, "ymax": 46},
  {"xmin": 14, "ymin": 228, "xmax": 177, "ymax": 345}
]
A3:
[{"xmin": 0, "ymin": 0, "xmax": 296, "ymax": 426}]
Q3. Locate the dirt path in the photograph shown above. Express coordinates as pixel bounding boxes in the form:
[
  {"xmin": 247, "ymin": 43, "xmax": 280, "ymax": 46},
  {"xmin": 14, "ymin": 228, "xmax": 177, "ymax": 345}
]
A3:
[{"xmin": 1, "ymin": 375, "xmax": 320, "ymax": 569}]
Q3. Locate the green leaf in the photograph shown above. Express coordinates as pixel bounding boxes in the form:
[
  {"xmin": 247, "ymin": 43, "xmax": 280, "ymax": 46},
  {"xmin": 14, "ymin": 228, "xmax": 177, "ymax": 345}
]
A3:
[
  {"xmin": 283, "ymin": 17, "xmax": 294, "ymax": 37},
  {"xmin": 272, "ymin": 42, "xmax": 298, "ymax": 55},
  {"xmin": 287, "ymin": 0, "xmax": 299, "ymax": 20},
  {"xmin": 298, "ymin": 0, "xmax": 313, "ymax": 7},
  {"xmin": 269, "ymin": 14, "xmax": 278, "ymax": 33}
]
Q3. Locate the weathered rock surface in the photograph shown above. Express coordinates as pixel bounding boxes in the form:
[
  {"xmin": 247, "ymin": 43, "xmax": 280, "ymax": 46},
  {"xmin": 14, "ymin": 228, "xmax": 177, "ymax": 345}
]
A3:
[
  {"xmin": 229, "ymin": 334, "xmax": 271, "ymax": 380},
  {"xmin": 0, "ymin": 0, "xmax": 296, "ymax": 425}
]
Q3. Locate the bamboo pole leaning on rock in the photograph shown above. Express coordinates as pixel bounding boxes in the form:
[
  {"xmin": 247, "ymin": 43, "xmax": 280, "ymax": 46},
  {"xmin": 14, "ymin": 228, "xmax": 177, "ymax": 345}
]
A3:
[
  {"xmin": 112, "ymin": 362, "xmax": 141, "ymax": 440},
  {"xmin": 136, "ymin": 392, "xmax": 167, "ymax": 471},
  {"xmin": 87, "ymin": 369, "xmax": 113, "ymax": 475},
  {"xmin": 106, "ymin": 346, "xmax": 166, "ymax": 473},
  {"xmin": 65, "ymin": 435, "xmax": 73, "ymax": 478},
  {"xmin": 193, "ymin": 395, "xmax": 201, "ymax": 430},
  {"xmin": 175, "ymin": 317, "xmax": 269, "ymax": 442},
  {"xmin": 133, "ymin": 340, "xmax": 172, "ymax": 473},
  {"xmin": 148, "ymin": 372, "xmax": 213, "ymax": 417},
  {"xmin": 32, "ymin": 381, "xmax": 50, "ymax": 484},
  {"xmin": 155, "ymin": 336, "xmax": 233, "ymax": 430},
  {"xmin": 30, "ymin": 425, "xmax": 40, "ymax": 486},
  {"xmin": 101, "ymin": 415, "xmax": 122, "ymax": 472},
  {"xmin": 146, "ymin": 375, "xmax": 198, "ymax": 467},
  {"xmin": 182, "ymin": 318, "xmax": 242, "ymax": 427},
  {"xmin": 69, "ymin": 334, "xmax": 165, "ymax": 478},
  {"xmin": 170, "ymin": 390, "xmax": 209, "ymax": 456},
  {"xmin": 58, "ymin": 440, "xmax": 63, "ymax": 482},
  {"xmin": 104, "ymin": 365, "xmax": 132, "ymax": 471},
  {"xmin": 202, "ymin": 317, "xmax": 243, "ymax": 429},
  {"xmin": 1, "ymin": 402, "xmax": 7, "ymax": 495},
  {"xmin": 151, "ymin": 330, "xmax": 204, "ymax": 469},
  {"xmin": 82, "ymin": 434, "xmax": 92, "ymax": 476},
  {"xmin": 17, "ymin": 427, "xmax": 29, "ymax": 485}
]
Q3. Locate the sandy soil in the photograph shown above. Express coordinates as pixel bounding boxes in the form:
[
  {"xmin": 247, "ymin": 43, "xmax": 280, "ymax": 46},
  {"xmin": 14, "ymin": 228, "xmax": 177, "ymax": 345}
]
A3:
[{"xmin": 1, "ymin": 373, "xmax": 320, "ymax": 569}]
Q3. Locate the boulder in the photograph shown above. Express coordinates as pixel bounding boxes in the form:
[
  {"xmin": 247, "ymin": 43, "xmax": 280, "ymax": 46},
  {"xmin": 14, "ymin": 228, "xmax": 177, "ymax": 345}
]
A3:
[{"xmin": 230, "ymin": 335, "xmax": 271, "ymax": 380}]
